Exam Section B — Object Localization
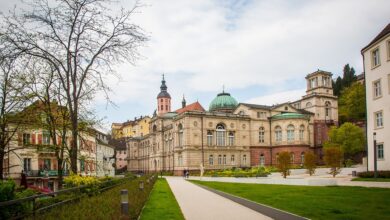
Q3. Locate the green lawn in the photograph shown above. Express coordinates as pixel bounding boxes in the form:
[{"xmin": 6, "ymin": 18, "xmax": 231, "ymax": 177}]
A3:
[
  {"xmin": 352, "ymin": 178, "xmax": 390, "ymax": 182},
  {"xmin": 140, "ymin": 178, "xmax": 184, "ymax": 220},
  {"xmin": 191, "ymin": 180, "xmax": 390, "ymax": 220}
]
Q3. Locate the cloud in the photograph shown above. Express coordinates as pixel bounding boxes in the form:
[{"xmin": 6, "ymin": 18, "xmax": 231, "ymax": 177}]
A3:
[{"xmin": 245, "ymin": 89, "xmax": 306, "ymax": 106}]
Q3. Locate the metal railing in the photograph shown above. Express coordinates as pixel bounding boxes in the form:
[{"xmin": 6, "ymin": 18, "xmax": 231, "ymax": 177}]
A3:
[{"xmin": 0, "ymin": 177, "xmax": 133, "ymax": 220}]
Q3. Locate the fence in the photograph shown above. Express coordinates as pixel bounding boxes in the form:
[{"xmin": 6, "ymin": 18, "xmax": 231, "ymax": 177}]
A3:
[{"xmin": 0, "ymin": 177, "xmax": 133, "ymax": 220}]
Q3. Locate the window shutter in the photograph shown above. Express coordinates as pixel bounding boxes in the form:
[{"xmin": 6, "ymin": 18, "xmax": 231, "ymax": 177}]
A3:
[
  {"xmin": 18, "ymin": 133, "xmax": 22, "ymax": 146},
  {"xmin": 32, "ymin": 133, "xmax": 36, "ymax": 145},
  {"xmin": 38, "ymin": 134, "xmax": 42, "ymax": 145}
]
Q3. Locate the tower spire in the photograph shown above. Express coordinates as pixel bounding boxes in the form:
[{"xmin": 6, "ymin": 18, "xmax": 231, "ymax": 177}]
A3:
[{"xmin": 182, "ymin": 94, "xmax": 186, "ymax": 108}]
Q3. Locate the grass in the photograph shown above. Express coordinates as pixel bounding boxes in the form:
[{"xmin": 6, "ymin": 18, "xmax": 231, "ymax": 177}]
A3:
[
  {"xmin": 140, "ymin": 178, "xmax": 184, "ymax": 220},
  {"xmin": 352, "ymin": 178, "xmax": 390, "ymax": 182},
  {"xmin": 191, "ymin": 180, "xmax": 390, "ymax": 220},
  {"xmin": 34, "ymin": 175, "xmax": 156, "ymax": 220}
]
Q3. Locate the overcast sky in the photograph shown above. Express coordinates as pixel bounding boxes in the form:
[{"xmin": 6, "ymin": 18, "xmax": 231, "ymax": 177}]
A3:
[{"xmin": 1, "ymin": 0, "xmax": 390, "ymax": 131}]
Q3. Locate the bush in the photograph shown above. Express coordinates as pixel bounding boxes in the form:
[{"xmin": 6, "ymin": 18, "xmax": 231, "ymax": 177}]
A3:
[
  {"xmin": 304, "ymin": 151, "xmax": 317, "ymax": 176},
  {"xmin": 324, "ymin": 147, "xmax": 344, "ymax": 177},
  {"xmin": 277, "ymin": 152, "xmax": 292, "ymax": 178},
  {"xmin": 357, "ymin": 171, "xmax": 390, "ymax": 178}
]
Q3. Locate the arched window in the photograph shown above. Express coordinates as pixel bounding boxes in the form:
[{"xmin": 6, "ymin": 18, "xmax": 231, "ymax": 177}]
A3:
[
  {"xmin": 299, "ymin": 125, "xmax": 305, "ymax": 141},
  {"xmin": 228, "ymin": 132, "xmax": 234, "ymax": 146},
  {"xmin": 216, "ymin": 124, "xmax": 226, "ymax": 146},
  {"xmin": 275, "ymin": 126, "xmax": 282, "ymax": 142},
  {"xmin": 218, "ymin": 155, "xmax": 222, "ymax": 165},
  {"xmin": 301, "ymin": 152, "xmax": 305, "ymax": 164},
  {"xmin": 178, "ymin": 124, "xmax": 183, "ymax": 147},
  {"xmin": 207, "ymin": 131, "xmax": 213, "ymax": 146},
  {"xmin": 231, "ymin": 155, "xmax": 235, "ymax": 165},
  {"xmin": 259, "ymin": 127, "xmax": 265, "ymax": 143},
  {"xmin": 223, "ymin": 155, "xmax": 227, "ymax": 165},
  {"xmin": 260, "ymin": 154, "xmax": 265, "ymax": 166},
  {"xmin": 290, "ymin": 152, "xmax": 295, "ymax": 164},
  {"xmin": 209, "ymin": 155, "xmax": 214, "ymax": 165},
  {"xmin": 306, "ymin": 102, "xmax": 312, "ymax": 108},
  {"xmin": 325, "ymin": 101, "xmax": 331, "ymax": 118},
  {"xmin": 243, "ymin": 154, "xmax": 247, "ymax": 165},
  {"xmin": 287, "ymin": 125, "xmax": 295, "ymax": 141}
]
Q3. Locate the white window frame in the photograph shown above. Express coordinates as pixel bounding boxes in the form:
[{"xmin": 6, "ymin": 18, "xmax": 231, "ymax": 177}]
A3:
[
  {"xmin": 372, "ymin": 47, "xmax": 381, "ymax": 68},
  {"xmin": 259, "ymin": 127, "xmax": 265, "ymax": 143},
  {"xmin": 373, "ymin": 79, "xmax": 382, "ymax": 99},
  {"xmin": 287, "ymin": 125, "xmax": 295, "ymax": 142},
  {"xmin": 231, "ymin": 155, "xmax": 235, "ymax": 165},
  {"xmin": 207, "ymin": 131, "xmax": 213, "ymax": 146},
  {"xmin": 377, "ymin": 143, "xmax": 384, "ymax": 160},
  {"xmin": 375, "ymin": 111, "xmax": 384, "ymax": 128},
  {"xmin": 209, "ymin": 155, "xmax": 214, "ymax": 165},
  {"xmin": 228, "ymin": 132, "xmax": 234, "ymax": 146},
  {"xmin": 216, "ymin": 124, "xmax": 226, "ymax": 146},
  {"xmin": 275, "ymin": 126, "xmax": 282, "ymax": 142},
  {"xmin": 260, "ymin": 154, "xmax": 265, "ymax": 166}
]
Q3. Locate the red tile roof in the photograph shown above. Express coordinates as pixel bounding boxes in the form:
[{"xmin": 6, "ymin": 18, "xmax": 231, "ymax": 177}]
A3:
[{"xmin": 175, "ymin": 101, "xmax": 205, "ymax": 114}]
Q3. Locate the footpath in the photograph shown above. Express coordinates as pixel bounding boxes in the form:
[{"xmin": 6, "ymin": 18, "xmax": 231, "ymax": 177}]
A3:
[{"xmin": 166, "ymin": 176, "xmax": 271, "ymax": 220}]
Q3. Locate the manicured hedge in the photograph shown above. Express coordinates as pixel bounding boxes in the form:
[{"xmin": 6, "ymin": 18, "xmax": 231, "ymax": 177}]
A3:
[{"xmin": 357, "ymin": 171, "xmax": 390, "ymax": 178}]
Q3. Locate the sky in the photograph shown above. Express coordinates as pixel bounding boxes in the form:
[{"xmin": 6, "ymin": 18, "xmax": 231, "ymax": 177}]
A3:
[{"xmin": 1, "ymin": 0, "xmax": 390, "ymax": 131}]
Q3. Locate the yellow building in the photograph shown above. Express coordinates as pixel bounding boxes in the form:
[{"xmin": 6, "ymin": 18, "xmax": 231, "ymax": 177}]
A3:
[{"xmin": 111, "ymin": 116, "xmax": 151, "ymax": 139}]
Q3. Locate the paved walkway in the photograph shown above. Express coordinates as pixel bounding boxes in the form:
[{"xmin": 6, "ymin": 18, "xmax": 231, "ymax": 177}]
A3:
[{"xmin": 165, "ymin": 177, "xmax": 272, "ymax": 220}]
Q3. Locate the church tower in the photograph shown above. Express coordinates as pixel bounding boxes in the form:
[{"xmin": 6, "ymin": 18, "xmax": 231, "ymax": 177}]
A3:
[{"xmin": 157, "ymin": 74, "xmax": 171, "ymax": 115}]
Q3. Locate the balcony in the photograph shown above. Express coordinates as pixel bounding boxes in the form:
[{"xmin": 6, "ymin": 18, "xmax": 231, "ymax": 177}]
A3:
[{"xmin": 25, "ymin": 170, "xmax": 69, "ymax": 177}]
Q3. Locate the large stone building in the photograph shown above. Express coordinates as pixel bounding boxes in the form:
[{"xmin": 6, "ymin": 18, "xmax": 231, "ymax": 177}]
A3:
[
  {"xmin": 111, "ymin": 116, "xmax": 151, "ymax": 139},
  {"xmin": 127, "ymin": 70, "xmax": 338, "ymax": 175},
  {"xmin": 362, "ymin": 23, "xmax": 390, "ymax": 171}
]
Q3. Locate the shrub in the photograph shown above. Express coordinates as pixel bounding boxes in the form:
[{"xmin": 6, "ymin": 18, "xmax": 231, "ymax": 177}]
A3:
[
  {"xmin": 324, "ymin": 147, "xmax": 344, "ymax": 177},
  {"xmin": 304, "ymin": 151, "xmax": 317, "ymax": 176},
  {"xmin": 357, "ymin": 171, "xmax": 390, "ymax": 178},
  {"xmin": 277, "ymin": 152, "xmax": 292, "ymax": 178},
  {"xmin": 255, "ymin": 166, "xmax": 269, "ymax": 177}
]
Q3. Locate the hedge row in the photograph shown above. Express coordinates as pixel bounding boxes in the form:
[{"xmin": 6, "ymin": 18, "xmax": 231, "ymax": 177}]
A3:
[{"xmin": 357, "ymin": 171, "xmax": 390, "ymax": 178}]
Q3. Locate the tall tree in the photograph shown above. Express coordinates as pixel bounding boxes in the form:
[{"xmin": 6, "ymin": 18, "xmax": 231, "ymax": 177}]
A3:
[
  {"xmin": 324, "ymin": 123, "xmax": 365, "ymax": 161},
  {"xmin": 2, "ymin": 0, "xmax": 147, "ymax": 173},
  {"xmin": 0, "ymin": 54, "xmax": 31, "ymax": 179},
  {"xmin": 338, "ymin": 82, "xmax": 366, "ymax": 123},
  {"xmin": 332, "ymin": 64, "xmax": 357, "ymax": 96}
]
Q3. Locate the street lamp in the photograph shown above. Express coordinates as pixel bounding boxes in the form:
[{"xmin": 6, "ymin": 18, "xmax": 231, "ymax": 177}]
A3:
[{"xmin": 373, "ymin": 132, "xmax": 378, "ymax": 179}]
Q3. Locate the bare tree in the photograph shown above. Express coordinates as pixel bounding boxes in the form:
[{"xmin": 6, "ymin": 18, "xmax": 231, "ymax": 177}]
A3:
[
  {"xmin": 0, "ymin": 54, "xmax": 31, "ymax": 180},
  {"xmin": 23, "ymin": 58, "xmax": 71, "ymax": 188},
  {"xmin": 2, "ymin": 0, "xmax": 147, "ymax": 173}
]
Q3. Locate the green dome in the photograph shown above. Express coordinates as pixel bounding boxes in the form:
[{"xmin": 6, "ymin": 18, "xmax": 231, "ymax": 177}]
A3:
[
  {"xmin": 209, "ymin": 92, "xmax": 238, "ymax": 112},
  {"xmin": 271, "ymin": 112, "xmax": 308, "ymax": 120}
]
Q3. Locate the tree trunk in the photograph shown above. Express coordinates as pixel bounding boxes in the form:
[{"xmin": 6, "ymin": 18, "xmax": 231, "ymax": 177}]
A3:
[{"xmin": 0, "ymin": 148, "xmax": 4, "ymax": 180}]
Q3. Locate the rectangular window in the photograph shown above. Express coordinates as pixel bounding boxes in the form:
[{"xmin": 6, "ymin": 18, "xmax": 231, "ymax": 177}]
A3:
[
  {"xmin": 387, "ymin": 40, "xmax": 390, "ymax": 60},
  {"xmin": 207, "ymin": 131, "xmax": 213, "ymax": 146},
  {"xmin": 373, "ymin": 79, "xmax": 382, "ymax": 98},
  {"xmin": 377, "ymin": 144, "xmax": 384, "ymax": 159},
  {"xmin": 223, "ymin": 155, "xmax": 226, "ymax": 165},
  {"xmin": 372, "ymin": 48, "xmax": 380, "ymax": 67},
  {"xmin": 209, "ymin": 155, "xmax": 213, "ymax": 165},
  {"xmin": 23, "ymin": 158, "xmax": 31, "ymax": 172},
  {"xmin": 23, "ymin": 133, "xmax": 31, "ymax": 145},
  {"xmin": 43, "ymin": 131, "xmax": 50, "ymax": 145},
  {"xmin": 231, "ymin": 155, "xmax": 235, "ymax": 165},
  {"xmin": 44, "ymin": 159, "xmax": 51, "ymax": 170},
  {"xmin": 243, "ymin": 155, "xmax": 247, "ymax": 165},
  {"xmin": 257, "ymin": 112, "xmax": 260, "ymax": 118},
  {"xmin": 375, "ymin": 111, "xmax": 383, "ymax": 128},
  {"xmin": 259, "ymin": 130, "xmax": 265, "ymax": 143},
  {"xmin": 218, "ymin": 155, "xmax": 222, "ymax": 165}
]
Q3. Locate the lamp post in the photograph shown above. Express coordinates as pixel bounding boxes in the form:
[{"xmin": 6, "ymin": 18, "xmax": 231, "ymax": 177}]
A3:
[
  {"xmin": 373, "ymin": 132, "xmax": 378, "ymax": 179},
  {"xmin": 120, "ymin": 189, "xmax": 129, "ymax": 216}
]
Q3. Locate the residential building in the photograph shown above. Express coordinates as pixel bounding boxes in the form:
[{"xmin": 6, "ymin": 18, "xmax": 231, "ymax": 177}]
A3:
[
  {"xmin": 95, "ymin": 130, "xmax": 115, "ymax": 177},
  {"xmin": 111, "ymin": 116, "xmax": 151, "ymax": 139},
  {"xmin": 362, "ymin": 23, "xmax": 390, "ymax": 171},
  {"xmin": 127, "ymin": 72, "xmax": 338, "ymax": 175}
]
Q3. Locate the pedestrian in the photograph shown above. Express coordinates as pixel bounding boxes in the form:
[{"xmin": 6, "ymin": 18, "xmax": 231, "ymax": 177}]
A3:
[
  {"xmin": 20, "ymin": 170, "xmax": 28, "ymax": 189},
  {"xmin": 186, "ymin": 170, "xmax": 189, "ymax": 179},
  {"xmin": 183, "ymin": 169, "xmax": 186, "ymax": 178}
]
